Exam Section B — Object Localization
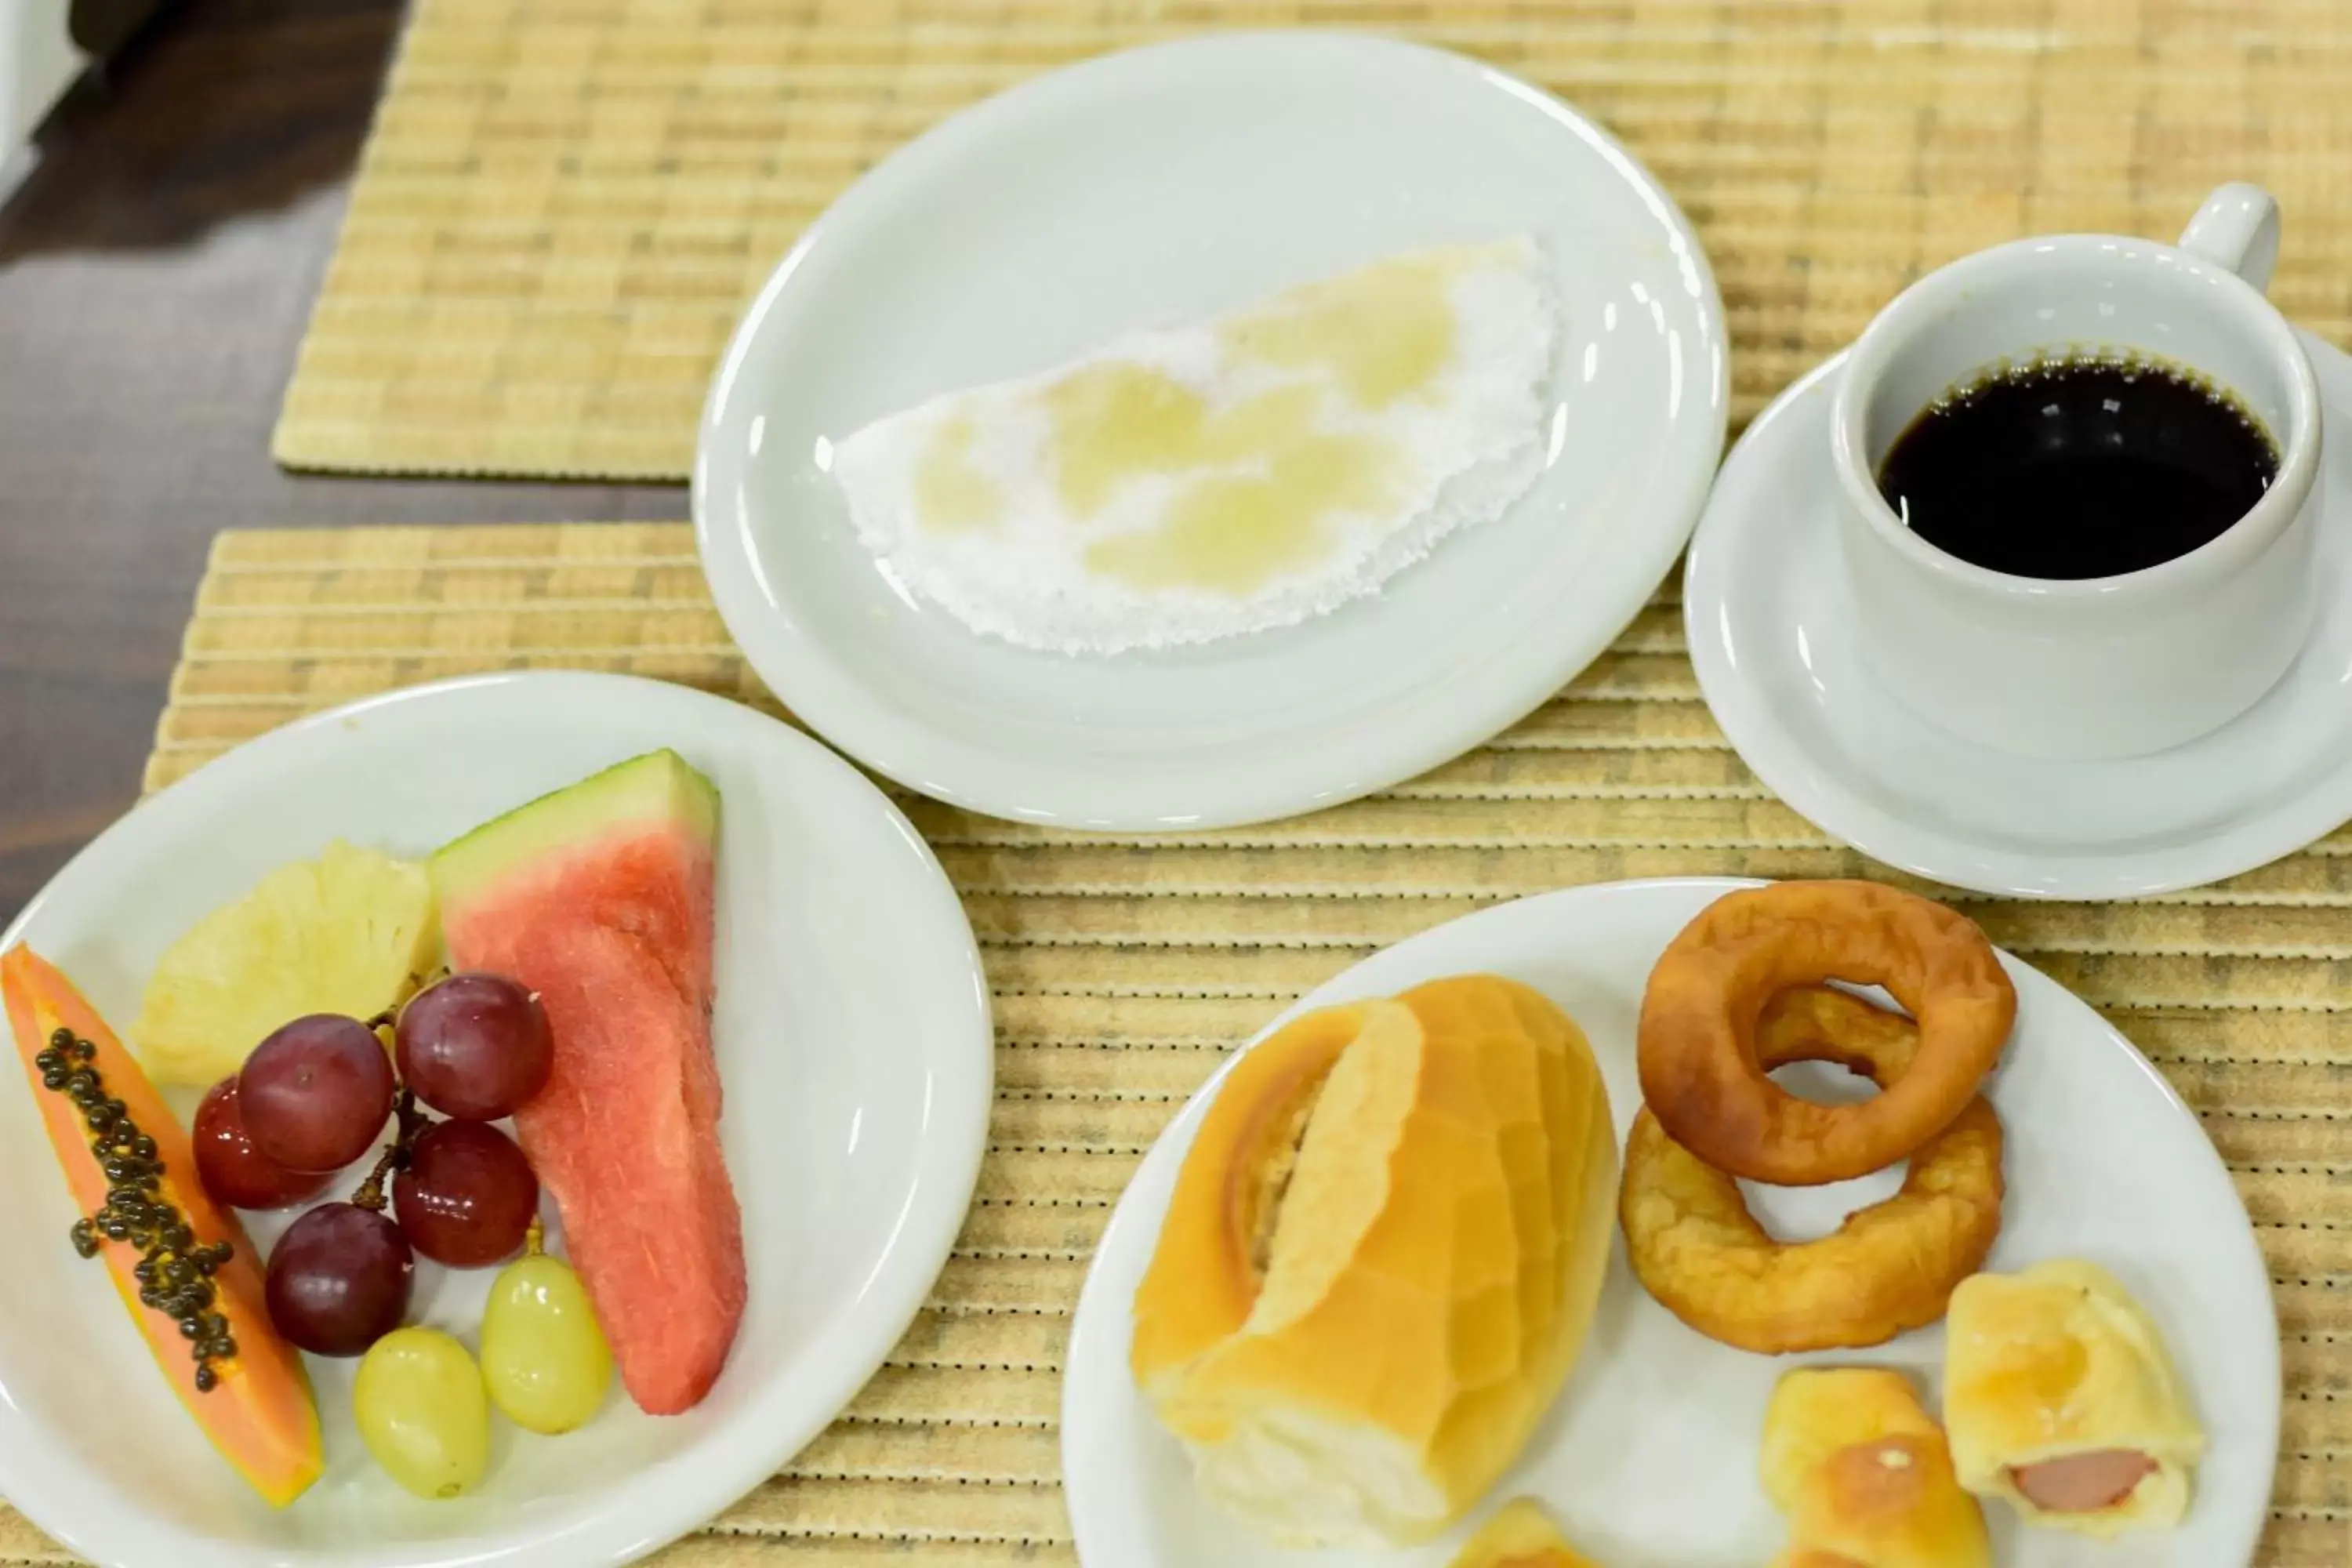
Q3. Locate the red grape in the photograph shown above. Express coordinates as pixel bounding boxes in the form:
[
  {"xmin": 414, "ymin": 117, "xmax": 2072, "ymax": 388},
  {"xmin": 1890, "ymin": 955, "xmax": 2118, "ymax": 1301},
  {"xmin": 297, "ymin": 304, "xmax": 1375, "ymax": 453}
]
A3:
[
  {"xmin": 264, "ymin": 1202, "xmax": 413, "ymax": 1356},
  {"xmin": 239, "ymin": 1014, "xmax": 397, "ymax": 1174},
  {"xmin": 393, "ymin": 1119, "xmax": 539, "ymax": 1269},
  {"xmin": 192, "ymin": 1077, "xmax": 332, "ymax": 1210},
  {"xmin": 394, "ymin": 975, "xmax": 553, "ymax": 1122}
]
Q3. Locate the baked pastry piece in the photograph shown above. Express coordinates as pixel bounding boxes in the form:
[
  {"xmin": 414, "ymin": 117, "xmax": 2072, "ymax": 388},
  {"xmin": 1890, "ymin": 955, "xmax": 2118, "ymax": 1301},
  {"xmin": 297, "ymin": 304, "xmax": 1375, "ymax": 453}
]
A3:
[
  {"xmin": 1447, "ymin": 1497, "xmax": 1601, "ymax": 1567},
  {"xmin": 1943, "ymin": 1258, "xmax": 2204, "ymax": 1534},
  {"xmin": 1621, "ymin": 985, "xmax": 2003, "ymax": 1354},
  {"xmin": 1761, "ymin": 1367, "xmax": 1991, "ymax": 1568},
  {"xmin": 1130, "ymin": 976, "xmax": 1616, "ymax": 1547}
]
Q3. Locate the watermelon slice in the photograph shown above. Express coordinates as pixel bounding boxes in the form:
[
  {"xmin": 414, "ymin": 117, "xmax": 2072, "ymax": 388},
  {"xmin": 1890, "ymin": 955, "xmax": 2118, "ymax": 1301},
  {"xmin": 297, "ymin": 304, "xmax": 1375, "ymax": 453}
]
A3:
[{"xmin": 431, "ymin": 750, "xmax": 744, "ymax": 1415}]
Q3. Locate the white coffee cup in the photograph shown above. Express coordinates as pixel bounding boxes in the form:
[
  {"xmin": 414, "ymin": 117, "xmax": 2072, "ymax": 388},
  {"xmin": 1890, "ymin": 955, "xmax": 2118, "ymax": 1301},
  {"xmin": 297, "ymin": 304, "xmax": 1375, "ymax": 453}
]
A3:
[{"xmin": 1831, "ymin": 183, "xmax": 2325, "ymax": 760}]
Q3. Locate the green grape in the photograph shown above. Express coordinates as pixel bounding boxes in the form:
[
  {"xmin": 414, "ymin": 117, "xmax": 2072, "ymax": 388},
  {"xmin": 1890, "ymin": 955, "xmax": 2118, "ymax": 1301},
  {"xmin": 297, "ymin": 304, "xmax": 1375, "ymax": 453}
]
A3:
[
  {"xmin": 354, "ymin": 1327, "xmax": 491, "ymax": 1499},
  {"xmin": 481, "ymin": 1250, "xmax": 613, "ymax": 1435}
]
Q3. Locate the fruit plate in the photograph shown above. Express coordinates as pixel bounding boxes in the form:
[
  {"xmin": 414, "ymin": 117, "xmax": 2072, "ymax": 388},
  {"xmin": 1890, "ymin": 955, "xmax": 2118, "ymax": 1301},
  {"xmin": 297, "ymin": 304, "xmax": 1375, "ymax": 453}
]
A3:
[
  {"xmin": 1060, "ymin": 878, "xmax": 2278, "ymax": 1567},
  {"xmin": 0, "ymin": 671, "xmax": 993, "ymax": 1568},
  {"xmin": 695, "ymin": 31, "xmax": 1727, "ymax": 833}
]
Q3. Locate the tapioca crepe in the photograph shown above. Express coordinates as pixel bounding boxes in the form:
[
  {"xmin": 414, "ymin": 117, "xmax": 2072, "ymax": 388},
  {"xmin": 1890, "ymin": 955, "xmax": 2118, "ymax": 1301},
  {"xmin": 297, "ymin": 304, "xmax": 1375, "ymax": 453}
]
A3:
[{"xmin": 830, "ymin": 240, "xmax": 1560, "ymax": 655}]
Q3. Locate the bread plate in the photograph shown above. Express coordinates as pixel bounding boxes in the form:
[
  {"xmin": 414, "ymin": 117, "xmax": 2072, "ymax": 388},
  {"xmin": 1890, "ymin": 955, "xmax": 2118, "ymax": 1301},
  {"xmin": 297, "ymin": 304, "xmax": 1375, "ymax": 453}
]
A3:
[
  {"xmin": 695, "ymin": 31, "xmax": 1726, "ymax": 833},
  {"xmin": 1061, "ymin": 877, "xmax": 2275, "ymax": 1566},
  {"xmin": 0, "ymin": 672, "xmax": 992, "ymax": 1568}
]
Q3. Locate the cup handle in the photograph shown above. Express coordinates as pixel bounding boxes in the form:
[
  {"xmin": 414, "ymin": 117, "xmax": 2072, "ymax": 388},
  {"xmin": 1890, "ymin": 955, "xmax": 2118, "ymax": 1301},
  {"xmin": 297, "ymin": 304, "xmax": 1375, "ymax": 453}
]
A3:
[{"xmin": 2178, "ymin": 182, "xmax": 2281, "ymax": 292}]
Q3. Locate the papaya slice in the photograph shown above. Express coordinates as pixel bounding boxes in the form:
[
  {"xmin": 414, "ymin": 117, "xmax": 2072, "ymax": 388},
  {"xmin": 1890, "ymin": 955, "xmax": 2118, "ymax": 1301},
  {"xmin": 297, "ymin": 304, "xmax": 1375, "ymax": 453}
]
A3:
[{"xmin": 1, "ymin": 946, "xmax": 321, "ymax": 1507}]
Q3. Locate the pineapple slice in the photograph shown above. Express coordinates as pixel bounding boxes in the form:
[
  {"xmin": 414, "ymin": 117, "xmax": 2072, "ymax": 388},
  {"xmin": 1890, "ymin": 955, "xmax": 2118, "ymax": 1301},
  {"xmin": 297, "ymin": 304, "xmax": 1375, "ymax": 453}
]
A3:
[{"xmin": 132, "ymin": 840, "xmax": 437, "ymax": 1085}]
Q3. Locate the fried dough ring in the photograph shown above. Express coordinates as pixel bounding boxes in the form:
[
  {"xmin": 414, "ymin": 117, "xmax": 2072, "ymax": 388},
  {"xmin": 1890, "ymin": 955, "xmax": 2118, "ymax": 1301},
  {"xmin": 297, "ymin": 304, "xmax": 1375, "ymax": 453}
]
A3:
[
  {"xmin": 1639, "ymin": 880, "xmax": 2015, "ymax": 1185},
  {"xmin": 1621, "ymin": 985, "xmax": 2005, "ymax": 1354}
]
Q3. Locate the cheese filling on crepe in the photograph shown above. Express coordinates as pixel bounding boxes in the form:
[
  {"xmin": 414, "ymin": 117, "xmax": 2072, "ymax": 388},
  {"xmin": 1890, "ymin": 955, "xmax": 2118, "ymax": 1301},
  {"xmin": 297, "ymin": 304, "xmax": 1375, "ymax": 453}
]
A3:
[{"xmin": 832, "ymin": 241, "xmax": 1559, "ymax": 654}]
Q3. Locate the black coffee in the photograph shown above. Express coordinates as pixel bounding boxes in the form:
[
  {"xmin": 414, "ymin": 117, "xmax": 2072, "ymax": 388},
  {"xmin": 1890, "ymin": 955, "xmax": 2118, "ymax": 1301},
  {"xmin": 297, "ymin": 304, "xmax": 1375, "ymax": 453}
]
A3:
[{"xmin": 1875, "ymin": 357, "xmax": 2279, "ymax": 580}]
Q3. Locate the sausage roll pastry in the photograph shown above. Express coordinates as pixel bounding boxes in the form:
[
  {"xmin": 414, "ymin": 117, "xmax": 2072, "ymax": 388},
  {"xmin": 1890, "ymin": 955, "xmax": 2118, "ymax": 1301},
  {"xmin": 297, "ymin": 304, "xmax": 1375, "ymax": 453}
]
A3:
[
  {"xmin": 1943, "ymin": 1258, "xmax": 2204, "ymax": 1535},
  {"xmin": 1762, "ymin": 1367, "xmax": 1991, "ymax": 1568}
]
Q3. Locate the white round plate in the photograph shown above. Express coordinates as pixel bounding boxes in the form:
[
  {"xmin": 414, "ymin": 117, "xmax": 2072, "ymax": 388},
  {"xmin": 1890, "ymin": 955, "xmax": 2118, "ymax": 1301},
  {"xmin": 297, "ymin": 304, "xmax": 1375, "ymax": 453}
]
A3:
[
  {"xmin": 1062, "ymin": 878, "xmax": 2276, "ymax": 1568},
  {"xmin": 0, "ymin": 672, "xmax": 993, "ymax": 1568},
  {"xmin": 696, "ymin": 31, "xmax": 1726, "ymax": 833},
  {"xmin": 1686, "ymin": 332, "xmax": 2352, "ymax": 900}
]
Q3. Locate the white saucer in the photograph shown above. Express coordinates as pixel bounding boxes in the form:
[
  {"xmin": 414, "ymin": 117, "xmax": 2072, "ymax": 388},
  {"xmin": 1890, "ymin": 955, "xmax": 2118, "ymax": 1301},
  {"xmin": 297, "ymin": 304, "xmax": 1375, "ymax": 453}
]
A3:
[
  {"xmin": 0, "ymin": 673, "xmax": 992, "ymax": 1568},
  {"xmin": 1686, "ymin": 333, "xmax": 2352, "ymax": 899},
  {"xmin": 1060, "ymin": 879, "xmax": 2275, "ymax": 1568},
  {"xmin": 696, "ymin": 32, "xmax": 1726, "ymax": 833}
]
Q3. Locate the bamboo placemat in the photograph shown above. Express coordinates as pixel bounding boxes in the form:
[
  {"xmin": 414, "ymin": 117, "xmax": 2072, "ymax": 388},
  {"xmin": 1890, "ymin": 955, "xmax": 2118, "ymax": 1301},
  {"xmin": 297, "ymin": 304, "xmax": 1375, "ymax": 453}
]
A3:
[
  {"xmin": 274, "ymin": 0, "xmax": 2352, "ymax": 479},
  {"xmin": 9, "ymin": 517, "xmax": 2329, "ymax": 1566}
]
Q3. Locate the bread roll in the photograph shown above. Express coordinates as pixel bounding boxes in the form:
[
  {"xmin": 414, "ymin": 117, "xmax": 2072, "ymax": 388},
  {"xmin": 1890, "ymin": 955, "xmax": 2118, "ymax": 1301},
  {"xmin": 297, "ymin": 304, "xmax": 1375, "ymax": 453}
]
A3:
[
  {"xmin": 1130, "ymin": 975, "xmax": 1616, "ymax": 1547},
  {"xmin": 1449, "ymin": 1497, "xmax": 1602, "ymax": 1566},
  {"xmin": 1761, "ymin": 1367, "xmax": 1990, "ymax": 1568},
  {"xmin": 1943, "ymin": 1258, "xmax": 2203, "ymax": 1535}
]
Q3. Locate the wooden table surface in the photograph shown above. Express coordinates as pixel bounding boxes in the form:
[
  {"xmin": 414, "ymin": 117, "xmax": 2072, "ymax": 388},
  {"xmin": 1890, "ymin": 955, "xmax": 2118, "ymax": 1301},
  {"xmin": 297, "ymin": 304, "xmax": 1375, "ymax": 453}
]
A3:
[{"xmin": 0, "ymin": 0, "xmax": 684, "ymax": 920}]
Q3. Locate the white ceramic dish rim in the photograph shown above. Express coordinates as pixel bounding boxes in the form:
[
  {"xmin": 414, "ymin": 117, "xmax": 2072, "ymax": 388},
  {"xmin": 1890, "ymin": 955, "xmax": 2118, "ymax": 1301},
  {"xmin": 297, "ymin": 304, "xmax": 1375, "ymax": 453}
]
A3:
[
  {"xmin": 0, "ymin": 671, "xmax": 995, "ymax": 1568},
  {"xmin": 1686, "ymin": 339, "xmax": 2352, "ymax": 901},
  {"xmin": 1056, "ymin": 876, "xmax": 2280, "ymax": 1566},
  {"xmin": 692, "ymin": 29, "xmax": 1730, "ymax": 833}
]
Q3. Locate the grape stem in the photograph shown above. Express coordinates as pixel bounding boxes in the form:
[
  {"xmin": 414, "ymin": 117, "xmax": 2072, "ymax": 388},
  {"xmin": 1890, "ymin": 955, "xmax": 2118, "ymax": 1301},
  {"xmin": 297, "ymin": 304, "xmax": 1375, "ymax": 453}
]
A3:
[
  {"xmin": 365, "ymin": 967, "xmax": 448, "ymax": 1033},
  {"xmin": 524, "ymin": 1215, "xmax": 545, "ymax": 1257},
  {"xmin": 349, "ymin": 1089, "xmax": 426, "ymax": 1214},
  {"xmin": 350, "ymin": 969, "xmax": 446, "ymax": 1211}
]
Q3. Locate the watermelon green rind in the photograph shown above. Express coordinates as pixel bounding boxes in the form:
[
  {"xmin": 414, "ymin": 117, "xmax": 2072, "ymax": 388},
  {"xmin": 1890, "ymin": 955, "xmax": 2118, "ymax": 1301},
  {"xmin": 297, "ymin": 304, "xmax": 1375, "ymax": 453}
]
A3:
[{"xmin": 430, "ymin": 750, "xmax": 719, "ymax": 910}]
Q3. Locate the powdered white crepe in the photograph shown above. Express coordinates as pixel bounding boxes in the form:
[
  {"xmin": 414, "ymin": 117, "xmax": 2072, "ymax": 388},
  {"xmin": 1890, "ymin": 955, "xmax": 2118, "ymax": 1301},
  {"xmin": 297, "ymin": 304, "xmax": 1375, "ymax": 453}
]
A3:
[{"xmin": 831, "ymin": 240, "xmax": 1559, "ymax": 655}]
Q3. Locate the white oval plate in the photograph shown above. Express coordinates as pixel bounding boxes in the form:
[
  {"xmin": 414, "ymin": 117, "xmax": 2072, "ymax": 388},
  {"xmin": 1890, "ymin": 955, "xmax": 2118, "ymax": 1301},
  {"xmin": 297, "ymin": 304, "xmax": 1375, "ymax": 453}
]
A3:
[
  {"xmin": 1686, "ymin": 334, "xmax": 2352, "ymax": 900},
  {"xmin": 0, "ymin": 672, "xmax": 993, "ymax": 1568},
  {"xmin": 695, "ymin": 31, "xmax": 1726, "ymax": 833},
  {"xmin": 1062, "ymin": 878, "xmax": 2275, "ymax": 1567}
]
